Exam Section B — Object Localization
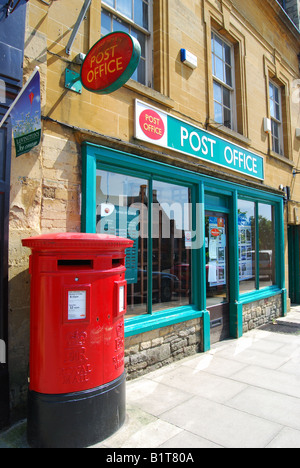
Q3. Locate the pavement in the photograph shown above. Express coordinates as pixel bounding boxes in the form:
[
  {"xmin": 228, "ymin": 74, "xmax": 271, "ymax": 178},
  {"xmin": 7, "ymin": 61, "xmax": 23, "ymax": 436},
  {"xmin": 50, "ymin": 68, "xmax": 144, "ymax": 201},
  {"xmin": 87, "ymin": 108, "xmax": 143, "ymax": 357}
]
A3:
[{"xmin": 2, "ymin": 305, "xmax": 300, "ymax": 449}]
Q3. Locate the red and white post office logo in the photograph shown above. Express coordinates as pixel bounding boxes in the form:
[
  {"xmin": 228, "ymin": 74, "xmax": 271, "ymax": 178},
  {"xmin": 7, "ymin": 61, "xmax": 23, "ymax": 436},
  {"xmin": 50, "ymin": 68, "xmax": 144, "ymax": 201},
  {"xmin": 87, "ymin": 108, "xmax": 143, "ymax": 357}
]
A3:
[
  {"xmin": 139, "ymin": 109, "xmax": 165, "ymax": 141},
  {"xmin": 135, "ymin": 100, "xmax": 168, "ymax": 147}
]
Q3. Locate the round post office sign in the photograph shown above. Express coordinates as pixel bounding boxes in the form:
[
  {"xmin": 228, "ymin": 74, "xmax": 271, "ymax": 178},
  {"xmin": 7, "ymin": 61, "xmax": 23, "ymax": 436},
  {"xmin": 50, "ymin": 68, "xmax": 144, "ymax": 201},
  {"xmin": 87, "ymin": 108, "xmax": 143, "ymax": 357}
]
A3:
[{"xmin": 80, "ymin": 32, "xmax": 141, "ymax": 95}]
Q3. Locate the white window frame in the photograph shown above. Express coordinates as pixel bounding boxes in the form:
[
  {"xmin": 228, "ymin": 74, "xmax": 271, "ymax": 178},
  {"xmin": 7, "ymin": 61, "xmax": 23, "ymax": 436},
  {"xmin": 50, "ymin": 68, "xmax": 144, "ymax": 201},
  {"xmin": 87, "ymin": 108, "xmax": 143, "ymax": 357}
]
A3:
[
  {"xmin": 269, "ymin": 80, "xmax": 284, "ymax": 156},
  {"xmin": 211, "ymin": 30, "xmax": 236, "ymax": 132},
  {"xmin": 101, "ymin": 0, "xmax": 153, "ymax": 88}
]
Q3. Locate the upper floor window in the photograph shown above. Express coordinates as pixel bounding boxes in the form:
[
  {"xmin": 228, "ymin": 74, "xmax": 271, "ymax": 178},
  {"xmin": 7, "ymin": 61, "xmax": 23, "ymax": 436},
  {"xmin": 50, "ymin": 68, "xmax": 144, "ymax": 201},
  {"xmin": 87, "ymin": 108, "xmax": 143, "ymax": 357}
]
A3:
[
  {"xmin": 269, "ymin": 80, "xmax": 283, "ymax": 155},
  {"xmin": 211, "ymin": 31, "xmax": 235, "ymax": 131},
  {"xmin": 101, "ymin": 0, "xmax": 152, "ymax": 87}
]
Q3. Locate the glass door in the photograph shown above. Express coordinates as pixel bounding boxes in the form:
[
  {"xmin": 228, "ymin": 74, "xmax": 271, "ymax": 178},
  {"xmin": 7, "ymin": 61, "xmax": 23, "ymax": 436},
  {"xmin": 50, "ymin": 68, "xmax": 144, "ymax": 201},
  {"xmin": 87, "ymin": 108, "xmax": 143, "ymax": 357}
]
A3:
[{"xmin": 205, "ymin": 212, "xmax": 230, "ymax": 343}]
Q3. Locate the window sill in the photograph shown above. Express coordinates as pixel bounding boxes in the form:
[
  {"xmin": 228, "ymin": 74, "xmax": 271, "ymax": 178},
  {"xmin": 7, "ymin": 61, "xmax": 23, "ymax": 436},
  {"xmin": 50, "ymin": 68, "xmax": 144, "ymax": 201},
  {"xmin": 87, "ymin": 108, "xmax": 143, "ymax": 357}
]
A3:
[
  {"xmin": 125, "ymin": 305, "xmax": 203, "ymax": 337},
  {"xmin": 268, "ymin": 150, "xmax": 294, "ymax": 167},
  {"xmin": 207, "ymin": 123, "xmax": 251, "ymax": 146},
  {"xmin": 239, "ymin": 286, "xmax": 283, "ymax": 305},
  {"xmin": 124, "ymin": 79, "xmax": 175, "ymax": 109}
]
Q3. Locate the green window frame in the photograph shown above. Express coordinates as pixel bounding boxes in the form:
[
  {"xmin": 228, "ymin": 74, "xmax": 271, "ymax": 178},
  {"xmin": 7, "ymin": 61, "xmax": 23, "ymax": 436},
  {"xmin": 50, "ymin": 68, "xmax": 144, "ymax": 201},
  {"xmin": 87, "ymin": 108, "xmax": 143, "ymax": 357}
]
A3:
[
  {"xmin": 81, "ymin": 143, "xmax": 208, "ymax": 341},
  {"xmin": 81, "ymin": 143, "xmax": 286, "ymax": 343},
  {"xmin": 238, "ymin": 198, "xmax": 278, "ymax": 293},
  {"xmin": 233, "ymin": 191, "xmax": 286, "ymax": 328}
]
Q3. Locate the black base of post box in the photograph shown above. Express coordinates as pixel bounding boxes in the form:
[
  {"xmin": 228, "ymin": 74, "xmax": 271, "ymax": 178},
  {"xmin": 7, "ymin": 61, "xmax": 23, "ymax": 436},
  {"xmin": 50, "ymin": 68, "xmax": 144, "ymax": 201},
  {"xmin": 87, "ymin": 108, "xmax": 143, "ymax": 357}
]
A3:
[
  {"xmin": 0, "ymin": 366, "xmax": 10, "ymax": 431},
  {"xmin": 27, "ymin": 372, "xmax": 126, "ymax": 448}
]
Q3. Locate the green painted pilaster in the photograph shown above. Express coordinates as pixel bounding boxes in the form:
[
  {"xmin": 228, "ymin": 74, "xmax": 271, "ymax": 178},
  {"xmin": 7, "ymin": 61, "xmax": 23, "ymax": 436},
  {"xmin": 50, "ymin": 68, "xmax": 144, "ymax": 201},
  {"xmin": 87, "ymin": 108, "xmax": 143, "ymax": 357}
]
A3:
[
  {"xmin": 229, "ymin": 190, "xmax": 243, "ymax": 338},
  {"xmin": 202, "ymin": 310, "xmax": 211, "ymax": 352}
]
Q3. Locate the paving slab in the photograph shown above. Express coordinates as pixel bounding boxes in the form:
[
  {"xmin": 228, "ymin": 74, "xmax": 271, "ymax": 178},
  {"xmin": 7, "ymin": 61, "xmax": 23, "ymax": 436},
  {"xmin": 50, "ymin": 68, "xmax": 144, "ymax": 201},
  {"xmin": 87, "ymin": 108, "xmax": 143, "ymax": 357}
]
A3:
[{"xmin": 2, "ymin": 305, "xmax": 300, "ymax": 448}]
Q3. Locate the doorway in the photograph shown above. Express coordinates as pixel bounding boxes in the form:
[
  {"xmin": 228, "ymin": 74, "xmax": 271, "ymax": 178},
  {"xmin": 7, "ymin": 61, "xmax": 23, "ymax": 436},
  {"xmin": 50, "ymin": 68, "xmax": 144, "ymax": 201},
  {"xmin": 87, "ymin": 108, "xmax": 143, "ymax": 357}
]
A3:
[
  {"xmin": 205, "ymin": 212, "xmax": 230, "ymax": 344},
  {"xmin": 288, "ymin": 225, "xmax": 300, "ymax": 304}
]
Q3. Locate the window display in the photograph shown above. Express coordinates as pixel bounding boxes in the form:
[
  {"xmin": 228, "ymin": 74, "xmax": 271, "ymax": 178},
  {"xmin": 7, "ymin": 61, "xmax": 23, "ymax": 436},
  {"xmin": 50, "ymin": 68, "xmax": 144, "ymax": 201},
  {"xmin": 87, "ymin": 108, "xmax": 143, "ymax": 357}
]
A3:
[{"xmin": 96, "ymin": 170, "xmax": 192, "ymax": 317}]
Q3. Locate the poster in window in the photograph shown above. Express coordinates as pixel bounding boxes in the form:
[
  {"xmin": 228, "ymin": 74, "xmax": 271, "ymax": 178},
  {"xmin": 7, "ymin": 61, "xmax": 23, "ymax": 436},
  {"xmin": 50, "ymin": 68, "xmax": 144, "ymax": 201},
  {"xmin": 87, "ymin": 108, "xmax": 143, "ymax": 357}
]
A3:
[
  {"xmin": 238, "ymin": 214, "xmax": 253, "ymax": 281},
  {"xmin": 208, "ymin": 217, "xmax": 226, "ymax": 287}
]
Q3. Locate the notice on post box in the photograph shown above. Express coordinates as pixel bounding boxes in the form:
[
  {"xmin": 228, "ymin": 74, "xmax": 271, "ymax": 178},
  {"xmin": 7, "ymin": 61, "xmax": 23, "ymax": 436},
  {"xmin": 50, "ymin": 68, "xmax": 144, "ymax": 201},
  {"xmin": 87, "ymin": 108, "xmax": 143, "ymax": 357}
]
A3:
[
  {"xmin": 68, "ymin": 291, "xmax": 87, "ymax": 321},
  {"xmin": 119, "ymin": 285, "xmax": 125, "ymax": 313}
]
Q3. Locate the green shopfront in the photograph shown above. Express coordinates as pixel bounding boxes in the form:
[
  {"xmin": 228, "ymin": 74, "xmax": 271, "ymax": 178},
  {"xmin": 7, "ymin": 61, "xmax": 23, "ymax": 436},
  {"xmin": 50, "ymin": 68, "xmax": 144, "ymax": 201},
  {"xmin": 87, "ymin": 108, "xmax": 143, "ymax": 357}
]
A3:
[{"xmin": 81, "ymin": 102, "xmax": 286, "ymax": 375}]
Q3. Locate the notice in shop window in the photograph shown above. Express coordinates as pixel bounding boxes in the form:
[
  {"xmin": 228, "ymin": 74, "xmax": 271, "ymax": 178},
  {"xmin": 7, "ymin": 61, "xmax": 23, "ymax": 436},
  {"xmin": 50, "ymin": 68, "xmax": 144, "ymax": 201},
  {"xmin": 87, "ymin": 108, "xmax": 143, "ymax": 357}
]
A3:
[{"xmin": 208, "ymin": 217, "xmax": 226, "ymax": 287}]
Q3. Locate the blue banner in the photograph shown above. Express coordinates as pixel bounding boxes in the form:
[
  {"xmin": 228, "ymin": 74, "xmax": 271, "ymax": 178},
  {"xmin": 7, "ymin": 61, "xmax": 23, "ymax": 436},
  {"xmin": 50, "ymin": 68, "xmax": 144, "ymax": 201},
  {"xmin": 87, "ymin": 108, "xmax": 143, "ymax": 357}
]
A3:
[{"xmin": 10, "ymin": 70, "xmax": 41, "ymax": 157}]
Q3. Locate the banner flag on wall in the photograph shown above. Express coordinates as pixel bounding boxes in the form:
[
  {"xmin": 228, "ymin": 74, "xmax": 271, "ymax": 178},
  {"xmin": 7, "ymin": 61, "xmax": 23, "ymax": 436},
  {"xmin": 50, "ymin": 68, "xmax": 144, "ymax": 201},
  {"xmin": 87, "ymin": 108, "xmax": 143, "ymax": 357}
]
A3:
[{"xmin": 10, "ymin": 68, "xmax": 41, "ymax": 157}]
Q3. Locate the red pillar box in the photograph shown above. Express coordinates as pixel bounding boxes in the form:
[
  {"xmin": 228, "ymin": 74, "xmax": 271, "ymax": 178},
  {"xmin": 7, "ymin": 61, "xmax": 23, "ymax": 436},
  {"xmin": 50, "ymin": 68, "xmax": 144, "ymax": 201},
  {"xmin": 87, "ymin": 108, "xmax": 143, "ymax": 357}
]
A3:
[{"xmin": 22, "ymin": 233, "xmax": 133, "ymax": 448}]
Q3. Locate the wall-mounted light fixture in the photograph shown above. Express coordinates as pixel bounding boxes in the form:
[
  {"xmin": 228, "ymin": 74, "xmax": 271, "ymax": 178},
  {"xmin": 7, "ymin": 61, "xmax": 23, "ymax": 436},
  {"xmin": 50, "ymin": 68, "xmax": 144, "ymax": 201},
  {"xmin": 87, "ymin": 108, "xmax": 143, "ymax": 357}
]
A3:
[{"xmin": 296, "ymin": 128, "xmax": 300, "ymax": 139}]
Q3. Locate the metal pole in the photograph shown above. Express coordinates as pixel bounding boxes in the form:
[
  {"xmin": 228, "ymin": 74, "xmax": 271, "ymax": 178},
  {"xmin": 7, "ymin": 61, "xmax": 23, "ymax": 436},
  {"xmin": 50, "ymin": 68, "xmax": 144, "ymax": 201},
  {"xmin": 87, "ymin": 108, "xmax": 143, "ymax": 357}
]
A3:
[{"xmin": 66, "ymin": 0, "xmax": 92, "ymax": 55}]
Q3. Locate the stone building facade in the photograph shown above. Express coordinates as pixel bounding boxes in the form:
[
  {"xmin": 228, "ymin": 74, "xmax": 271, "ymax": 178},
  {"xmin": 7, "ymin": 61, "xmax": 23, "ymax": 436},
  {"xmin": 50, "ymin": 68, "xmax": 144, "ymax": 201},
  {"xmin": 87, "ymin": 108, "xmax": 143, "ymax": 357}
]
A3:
[{"xmin": 2, "ymin": 0, "xmax": 300, "ymax": 420}]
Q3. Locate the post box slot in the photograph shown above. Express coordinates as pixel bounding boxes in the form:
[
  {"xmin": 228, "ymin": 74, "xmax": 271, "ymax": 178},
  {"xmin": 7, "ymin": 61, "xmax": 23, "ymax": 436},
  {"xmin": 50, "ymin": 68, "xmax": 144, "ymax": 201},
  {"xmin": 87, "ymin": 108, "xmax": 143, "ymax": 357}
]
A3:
[
  {"xmin": 112, "ymin": 258, "xmax": 124, "ymax": 268},
  {"xmin": 57, "ymin": 260, "xmax": 93, "ymax": 269}
]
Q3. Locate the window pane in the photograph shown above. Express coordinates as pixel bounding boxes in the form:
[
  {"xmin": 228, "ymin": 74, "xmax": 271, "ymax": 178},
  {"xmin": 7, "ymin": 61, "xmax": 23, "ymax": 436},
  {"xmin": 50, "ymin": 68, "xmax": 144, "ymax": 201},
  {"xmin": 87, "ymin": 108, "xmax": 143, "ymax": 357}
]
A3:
[
  {"xmin": 131, "ymin": 27, "xmax": 146, "ymax": 56},
  {"xmin": 215, "ymin": 57, "xmax": 224, "ymax": 81},
  {"xmin": 214, "ymin": 34, "xmax": 223, "ymax": 59},
  {"xmin": 152, "ymin": 181, "xmax": 192, "ymax": 312},
  {"xmin": 225, "ymin": 64, "xmax": 232, "ymax": 87},
  {"xmin": 116, "ymin": 0, "xmax": 133, "ymax": 19},
  {"xmin": 214, "ymin": 102, "xmax": 223, "ymax": 124},
  {"xmin": 238, "ymin": 200, "xmax": 256, "ymax": 294},
  {"xmin": 134, "ymin": 0, "xmax": 149, "ymax": 30},
  {"xmin": 213, "ymin": 81, "xmax": 222, "ymax": 104},
  {"xmin": 96, "ymin": 170, "xmax": 149, "ymax": 318},
  {"xmin": 223, "ymin": 87, "xmax": 231, "ymax": 108},
  {"xmin": 258, "ymin": 204, "xmax": 276, "ymax": 288},
  {"xmin": 270, "ymin": 99, "xmax": 275, "ymax": 119},
  {"xmin": 104, "ymin": 0, "xmax": 114, "ymax": 7},
  {"xmin": 272, "ymin": 137, "xmax": 280, "ymax": 155},
  {"xmin": 113, "ymin": 15, "xmax": 130, "ymax": 33},
  {"xmin": 131, "ymin": 57, "xmax": 146, "ymax": 84},
  {"xmin": 272, "ymin": 120, "xmax": 279, "ymax": 139},
  {"xmin": 130, "ymin": 28, "xmax": 146, "ymax": 85},
  {"xmin": 137, "ymin": 58, "xmax": 146, "ymax": 84},
  {"xmin": 224, "ymin": 107, "xmax": 231, "ymax": 129},
  {"xmin": 224, "ymin": 43, "xmax": 231, "ymax": 65},
  {"xmin": 101, "ymin": 9, "xmax": 111, "ymax": 36},
  {"xmin": 102, "ymin": 3, "xmax": 149, "ymax": 86}
]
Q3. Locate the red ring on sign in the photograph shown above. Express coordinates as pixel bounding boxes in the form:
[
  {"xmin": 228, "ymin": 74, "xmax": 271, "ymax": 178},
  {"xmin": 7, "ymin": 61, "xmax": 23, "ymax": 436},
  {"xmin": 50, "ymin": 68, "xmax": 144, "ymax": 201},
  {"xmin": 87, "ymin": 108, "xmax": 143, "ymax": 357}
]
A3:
[{"xmin": 139, "ymin": 109, "xmax": 165, "ymax": 141}]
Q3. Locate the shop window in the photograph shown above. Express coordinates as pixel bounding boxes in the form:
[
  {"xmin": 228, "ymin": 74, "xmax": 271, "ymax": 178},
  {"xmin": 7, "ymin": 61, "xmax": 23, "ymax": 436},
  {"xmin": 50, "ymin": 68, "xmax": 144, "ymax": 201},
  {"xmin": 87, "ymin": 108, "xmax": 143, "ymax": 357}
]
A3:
[
  {"xmin": 96, "ymin": 170, "xmax": 148, "ymax": 316},
  {"xmin": 101, "ymin": 0, "xmax": 152, "ymax": 87},
  {"xmin": 238, "ymin": 199, "xmax": 276, "ymax": 294},
  {"xmin": 96, "ymin": 170, "xmax": 192, "ymax": 318},
  {"xmin": 152, "ymin": 181, "xmax": 192, "ymax": 313},
  {"xmin": 238, "ymin": 200, "xmax": 256, "ymax": 294},
  {"xmin": 211, "ymin": 30, "xmax": 235, "ymax": 131},
  {"xmin": 258, "ymin": 203, "xmax": 276, "ymax": 289}
]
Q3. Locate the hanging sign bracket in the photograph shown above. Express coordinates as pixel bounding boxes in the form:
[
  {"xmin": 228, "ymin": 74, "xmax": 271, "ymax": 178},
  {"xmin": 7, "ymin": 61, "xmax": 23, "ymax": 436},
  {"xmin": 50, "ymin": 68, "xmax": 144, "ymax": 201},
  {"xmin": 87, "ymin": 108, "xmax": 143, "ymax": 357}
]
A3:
[{"xmin": 66, "ymin": 0, "xmax": 92, "ymax": 56}]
